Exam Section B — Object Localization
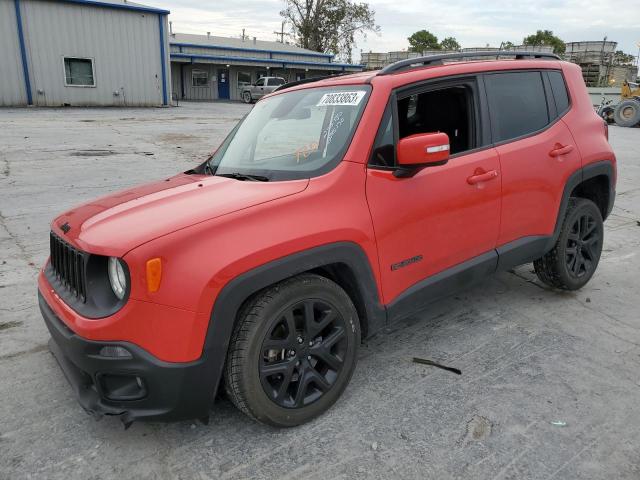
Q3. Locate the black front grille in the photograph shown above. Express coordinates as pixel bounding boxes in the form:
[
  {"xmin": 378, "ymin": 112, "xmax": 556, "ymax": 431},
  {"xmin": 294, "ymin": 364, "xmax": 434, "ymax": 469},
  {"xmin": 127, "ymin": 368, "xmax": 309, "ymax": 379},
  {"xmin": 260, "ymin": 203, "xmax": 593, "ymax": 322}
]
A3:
[{"xmin": 49, "ymin": 232, "xmax": 87, "ymax": 303}]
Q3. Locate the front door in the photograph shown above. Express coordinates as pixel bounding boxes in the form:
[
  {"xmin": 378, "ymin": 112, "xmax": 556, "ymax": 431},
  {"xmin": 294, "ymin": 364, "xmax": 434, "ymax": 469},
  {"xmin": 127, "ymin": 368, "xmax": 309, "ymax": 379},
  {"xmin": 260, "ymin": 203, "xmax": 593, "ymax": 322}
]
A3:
[
  {"xmin": 251, "ymin": 78, "xmax": 266, "ymax": 99},
  {"xmin": 217, "ymin": 69, "xmax": 230, "ymax": 100},
  {"xmin": 366, "ymin": 79, "xmax": 502, "ymax": 306}
]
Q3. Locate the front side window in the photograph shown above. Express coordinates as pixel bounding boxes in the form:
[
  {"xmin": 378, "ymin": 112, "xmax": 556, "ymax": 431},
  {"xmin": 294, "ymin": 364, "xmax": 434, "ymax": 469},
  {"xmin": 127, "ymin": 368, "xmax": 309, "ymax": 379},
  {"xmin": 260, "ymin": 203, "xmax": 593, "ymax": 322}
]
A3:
[
  {"xmin": 209, "ymin": 86, "xmax": 371, "ymax": 181},
  {"xmin": 369, "ymin": 106, "xmax": 394, "ymax": 167},
  {"xmin": 255, "ymin": 78, "xmax": 265, "ymax": 87},
  {"xmin": 397, "ymin": 84, "xmax": 476, "ymax": 155},
  {"xmin": 484, "ymin": 71, "xmax": 549, "ymax": 142},
  {"xmin": 192, "ymin": 70, "xmax": 208, "ymax": 87},
  {"xmin": 64, "ymin": 58, "xmax": 94, "ymax": 86}
]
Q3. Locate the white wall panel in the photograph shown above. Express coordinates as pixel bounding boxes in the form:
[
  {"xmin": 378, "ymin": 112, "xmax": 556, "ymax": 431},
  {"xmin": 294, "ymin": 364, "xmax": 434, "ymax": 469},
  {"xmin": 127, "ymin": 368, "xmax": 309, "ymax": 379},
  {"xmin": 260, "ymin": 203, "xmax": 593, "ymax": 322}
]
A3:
[
  {"xmin": 15, "ymin": 0, "xmax": 170, "ymax": 106},
  {"xmin": 0, "ymin": 0, "xmax": 29, "ymax": 106}
]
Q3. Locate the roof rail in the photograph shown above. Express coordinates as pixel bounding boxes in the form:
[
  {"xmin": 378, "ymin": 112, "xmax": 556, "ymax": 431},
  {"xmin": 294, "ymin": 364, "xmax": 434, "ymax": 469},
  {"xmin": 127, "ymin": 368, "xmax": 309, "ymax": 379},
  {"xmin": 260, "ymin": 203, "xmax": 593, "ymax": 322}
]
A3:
[
  {"xmin": 273, "ymin": 73, "xmax": 354, "ymax": 93},
  {"xmin": 377, "ymin": 50, "xmax": 561, "ymax": 76}
]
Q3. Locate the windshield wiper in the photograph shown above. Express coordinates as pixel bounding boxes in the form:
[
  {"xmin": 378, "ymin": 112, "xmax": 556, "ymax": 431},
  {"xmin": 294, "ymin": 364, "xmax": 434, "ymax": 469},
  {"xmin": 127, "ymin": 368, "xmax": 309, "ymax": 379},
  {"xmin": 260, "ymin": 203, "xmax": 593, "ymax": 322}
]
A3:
[{"xmin": 217, "ymin": 172, "xmax": 270, "ymax": 182}]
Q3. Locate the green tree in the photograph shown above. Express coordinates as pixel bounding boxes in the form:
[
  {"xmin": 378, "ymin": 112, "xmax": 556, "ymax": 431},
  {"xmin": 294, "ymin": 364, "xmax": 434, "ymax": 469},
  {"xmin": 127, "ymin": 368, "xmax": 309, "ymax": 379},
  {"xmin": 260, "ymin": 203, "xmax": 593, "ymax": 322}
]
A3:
[
  {"xmin": 440, "ymin": 36, "xmax": 461, "ymax": 51},
  {"xmin": 281, "ymin": 0, "xmax": 380, "ymax": 61},
  {"xmin": 523, "ymin": 30, "xmax": 565, "ymax": 54},
  {"xmin": 614, "ymin": 50, "xmax": 634, "ymax": 64},
  {"xmin": 501, "ymin": 41, "xmax": 515, "ymax": 50},
  {"xmin": 408, "ymin": 30, "xmax": 440, "ymax": 52}
]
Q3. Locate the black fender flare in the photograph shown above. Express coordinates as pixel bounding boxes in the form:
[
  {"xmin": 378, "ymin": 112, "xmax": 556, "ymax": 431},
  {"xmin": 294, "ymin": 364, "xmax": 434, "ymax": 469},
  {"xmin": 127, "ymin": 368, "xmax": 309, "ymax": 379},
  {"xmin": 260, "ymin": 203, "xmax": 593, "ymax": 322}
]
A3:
[
  {"xmin": 544, "ymin": 160, "xmax": 615, "ymax": 252},
  {"xmin": 200, "ymin": 241, "xmax": 386, "ymax": 400}
]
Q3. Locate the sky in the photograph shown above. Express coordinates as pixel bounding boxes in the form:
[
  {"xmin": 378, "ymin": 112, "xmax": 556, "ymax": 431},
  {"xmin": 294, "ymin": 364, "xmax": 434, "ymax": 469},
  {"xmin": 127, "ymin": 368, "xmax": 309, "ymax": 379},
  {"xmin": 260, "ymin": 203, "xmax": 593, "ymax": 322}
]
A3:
[{"xmin": 152, "ymin": 0, "xmax": 640, "ymax": 61}]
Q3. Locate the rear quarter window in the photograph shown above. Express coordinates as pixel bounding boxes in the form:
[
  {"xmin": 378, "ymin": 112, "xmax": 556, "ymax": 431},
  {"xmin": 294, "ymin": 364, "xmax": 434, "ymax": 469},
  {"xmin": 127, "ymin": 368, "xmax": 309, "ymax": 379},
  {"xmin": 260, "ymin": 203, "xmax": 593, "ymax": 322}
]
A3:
[
  {"xmin": 484, "ymin": 71, "xmax": 550, "ymax": 143},
  {"xmin": 548, "ymin": 71, "xmax": 570, "ymax": 114}
]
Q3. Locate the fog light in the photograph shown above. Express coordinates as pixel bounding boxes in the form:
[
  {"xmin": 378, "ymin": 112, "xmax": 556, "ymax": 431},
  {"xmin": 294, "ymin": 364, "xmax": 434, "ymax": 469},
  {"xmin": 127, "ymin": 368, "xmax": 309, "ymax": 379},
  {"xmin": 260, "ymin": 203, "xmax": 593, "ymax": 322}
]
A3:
[
  {"xmin": 98, "ymin": 374, "xmax": 147, "ymax": 401},
  {"xmin": 99, "ymin": 345, "xmax": 132, "ymax": 358}
]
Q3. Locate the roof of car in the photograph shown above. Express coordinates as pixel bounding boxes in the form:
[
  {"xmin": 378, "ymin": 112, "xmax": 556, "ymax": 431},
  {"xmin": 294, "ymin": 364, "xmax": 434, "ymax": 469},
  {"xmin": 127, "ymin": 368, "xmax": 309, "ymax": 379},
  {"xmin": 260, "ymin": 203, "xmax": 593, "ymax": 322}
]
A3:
[{"xmin": 269, "ymin": 55, "xmax": 568, "ymax": 97}]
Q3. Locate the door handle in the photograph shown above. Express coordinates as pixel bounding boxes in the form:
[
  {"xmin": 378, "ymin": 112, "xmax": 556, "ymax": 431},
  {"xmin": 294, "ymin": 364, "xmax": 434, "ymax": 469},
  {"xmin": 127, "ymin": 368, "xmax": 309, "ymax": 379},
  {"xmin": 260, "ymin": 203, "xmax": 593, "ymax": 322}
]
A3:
[
  {"xmin": 549, "ymin": 143, "xmax": 574, "ymax": 157},
  {"xmin": 467, "ymin": 169, "xmax": 499, "ymax": 185}
]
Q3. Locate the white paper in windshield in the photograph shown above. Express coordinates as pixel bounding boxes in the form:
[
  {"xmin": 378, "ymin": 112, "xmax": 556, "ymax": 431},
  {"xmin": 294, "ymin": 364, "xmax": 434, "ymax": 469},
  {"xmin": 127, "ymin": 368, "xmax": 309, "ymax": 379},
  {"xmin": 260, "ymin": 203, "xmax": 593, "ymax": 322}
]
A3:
[{"xmin": 316, "ymin": 91, "xmax": 366, "ymax": 107}]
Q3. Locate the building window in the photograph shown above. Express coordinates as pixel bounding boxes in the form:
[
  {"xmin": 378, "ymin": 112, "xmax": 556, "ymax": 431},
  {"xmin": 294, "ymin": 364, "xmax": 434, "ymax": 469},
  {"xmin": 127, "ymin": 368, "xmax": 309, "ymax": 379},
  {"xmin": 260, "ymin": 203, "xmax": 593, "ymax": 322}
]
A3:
[
  {"xmin": 63, "ymin": 58, "xmax": 95, "ymax": 87},
  {"xmin": 192, "ymin": 70, "xmax": 208, "ymax": 87},
  {"xmin": 237, "ymin": 71, "xmax": 252, "ymax": 90}
]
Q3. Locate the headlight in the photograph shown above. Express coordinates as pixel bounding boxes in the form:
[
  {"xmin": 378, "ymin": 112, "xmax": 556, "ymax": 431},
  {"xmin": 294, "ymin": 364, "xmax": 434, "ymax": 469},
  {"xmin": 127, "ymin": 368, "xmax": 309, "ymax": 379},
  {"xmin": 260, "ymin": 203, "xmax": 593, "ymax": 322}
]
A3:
[{"xmin": 108, "ymin": 257, "xmax": 127, "ymax": 300}]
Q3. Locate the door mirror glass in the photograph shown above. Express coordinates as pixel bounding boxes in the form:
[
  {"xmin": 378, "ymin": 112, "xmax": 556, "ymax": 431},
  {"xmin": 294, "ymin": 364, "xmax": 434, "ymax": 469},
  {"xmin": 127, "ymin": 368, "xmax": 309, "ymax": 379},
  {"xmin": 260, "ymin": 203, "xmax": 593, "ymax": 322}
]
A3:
[{"xmin": 397, "ymin": 132, "xmax": 450, "ymax": 167}]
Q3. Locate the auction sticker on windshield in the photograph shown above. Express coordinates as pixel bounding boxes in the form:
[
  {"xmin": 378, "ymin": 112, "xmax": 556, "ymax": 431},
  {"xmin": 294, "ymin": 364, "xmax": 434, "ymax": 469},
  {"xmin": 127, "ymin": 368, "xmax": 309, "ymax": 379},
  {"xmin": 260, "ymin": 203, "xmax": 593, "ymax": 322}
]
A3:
[{"xmin": 316, "ymin": 91, "xmax": 366, "ymax": 107}]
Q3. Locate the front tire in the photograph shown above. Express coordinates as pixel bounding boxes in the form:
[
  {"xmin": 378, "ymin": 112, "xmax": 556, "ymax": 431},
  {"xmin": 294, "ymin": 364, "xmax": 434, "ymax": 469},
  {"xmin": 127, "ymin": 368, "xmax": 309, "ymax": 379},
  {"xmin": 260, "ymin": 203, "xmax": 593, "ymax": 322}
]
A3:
[
  {"xmin": 534, "ymin": 198, "xmax": 604, "ymax": 290},
  {"xmin": 224, "ymin": 274, "xmax": 361, "ymax": 427}
]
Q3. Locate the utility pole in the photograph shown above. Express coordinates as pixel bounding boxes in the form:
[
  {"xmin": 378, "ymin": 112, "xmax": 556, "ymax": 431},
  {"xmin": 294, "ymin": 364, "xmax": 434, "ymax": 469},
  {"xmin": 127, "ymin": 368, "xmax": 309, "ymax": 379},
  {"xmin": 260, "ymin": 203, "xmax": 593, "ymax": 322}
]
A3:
[
  {"xmin": 273, "ymin": 21, "xmax": 286, "ymax": 43},
  {"xmin": 241, "ymin": 28, "xmax": 247, "ymax": 41}
]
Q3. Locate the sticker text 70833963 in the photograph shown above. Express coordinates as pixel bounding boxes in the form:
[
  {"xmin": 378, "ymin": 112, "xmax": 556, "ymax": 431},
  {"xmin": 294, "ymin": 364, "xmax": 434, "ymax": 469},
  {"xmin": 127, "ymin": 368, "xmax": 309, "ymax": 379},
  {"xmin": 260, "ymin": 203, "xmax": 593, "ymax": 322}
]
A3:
[{"xmin": 316, "ymin": 91, "xmax": 366, "ymax": 107}]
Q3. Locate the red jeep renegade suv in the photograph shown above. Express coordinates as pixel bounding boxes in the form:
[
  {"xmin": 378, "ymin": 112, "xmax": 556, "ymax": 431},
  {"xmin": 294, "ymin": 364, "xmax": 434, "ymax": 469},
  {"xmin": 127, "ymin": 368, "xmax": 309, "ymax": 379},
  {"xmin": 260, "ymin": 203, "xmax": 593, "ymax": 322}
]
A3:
[{"xmin": 38, "ymin": 52, "xmax": 616, "ymax": 428}]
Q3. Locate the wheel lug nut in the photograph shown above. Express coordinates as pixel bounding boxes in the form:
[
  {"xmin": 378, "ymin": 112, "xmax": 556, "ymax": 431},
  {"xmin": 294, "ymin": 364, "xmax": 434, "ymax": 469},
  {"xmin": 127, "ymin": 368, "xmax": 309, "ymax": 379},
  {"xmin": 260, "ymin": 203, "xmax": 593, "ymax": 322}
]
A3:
[
  {"xmin": 308, "ymin": 341, "xmax": 313, "ymax": 346},
  {"xmin": 288, "ymin": 350, "xmax": 296, "ymax": 357},
  {"xmin": 297, "ymin": 337, "xmax": 303, "ymax": 344},
  {"xmin": 307, "ymin": 355, "xmax": 311, "ymax": 360}
]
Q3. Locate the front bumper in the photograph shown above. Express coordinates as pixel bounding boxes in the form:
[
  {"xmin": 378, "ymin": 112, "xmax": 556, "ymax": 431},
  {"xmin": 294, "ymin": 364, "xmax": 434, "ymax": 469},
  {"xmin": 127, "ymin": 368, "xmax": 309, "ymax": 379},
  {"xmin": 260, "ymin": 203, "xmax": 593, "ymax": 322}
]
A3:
[{"xmin": 39, "ymin": 292, "xmax": 215, "ymax": 424}]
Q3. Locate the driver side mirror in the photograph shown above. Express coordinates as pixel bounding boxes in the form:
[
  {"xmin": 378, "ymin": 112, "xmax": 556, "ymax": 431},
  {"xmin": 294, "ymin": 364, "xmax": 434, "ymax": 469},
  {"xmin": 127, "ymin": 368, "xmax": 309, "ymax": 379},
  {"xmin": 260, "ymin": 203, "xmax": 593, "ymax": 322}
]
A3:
[{"xmin": 397, "ymin": 132, "xmax": 450, "ymax": 172}]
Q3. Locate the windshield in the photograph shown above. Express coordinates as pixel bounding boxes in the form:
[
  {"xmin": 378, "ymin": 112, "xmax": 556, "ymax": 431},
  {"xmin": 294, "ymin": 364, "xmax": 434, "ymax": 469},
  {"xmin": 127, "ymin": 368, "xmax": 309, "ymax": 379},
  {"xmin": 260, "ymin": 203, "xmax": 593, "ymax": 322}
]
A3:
[{"xmin": 208, "ymin": 85, "xmax": 371, "ymax": 181}]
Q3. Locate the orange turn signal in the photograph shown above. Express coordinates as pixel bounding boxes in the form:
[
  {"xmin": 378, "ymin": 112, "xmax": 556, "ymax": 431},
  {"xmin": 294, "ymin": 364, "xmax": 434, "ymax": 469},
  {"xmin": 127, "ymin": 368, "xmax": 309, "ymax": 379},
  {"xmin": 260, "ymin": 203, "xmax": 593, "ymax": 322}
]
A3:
[{"xmin": 146, "ymin": 258, "xmax": 162, "ymax": 293}]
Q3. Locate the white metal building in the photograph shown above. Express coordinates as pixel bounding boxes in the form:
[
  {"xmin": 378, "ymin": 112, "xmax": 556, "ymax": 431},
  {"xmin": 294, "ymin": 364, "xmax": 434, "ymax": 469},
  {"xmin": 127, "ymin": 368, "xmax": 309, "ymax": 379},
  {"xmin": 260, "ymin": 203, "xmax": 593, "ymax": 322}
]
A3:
[
  {"xmin": 169, "ymin": 33, "xmax": 364, "ymax": 102},
  {"xmin": 0, "ymin": 0, "xmax": 171, "ymax": 107}
]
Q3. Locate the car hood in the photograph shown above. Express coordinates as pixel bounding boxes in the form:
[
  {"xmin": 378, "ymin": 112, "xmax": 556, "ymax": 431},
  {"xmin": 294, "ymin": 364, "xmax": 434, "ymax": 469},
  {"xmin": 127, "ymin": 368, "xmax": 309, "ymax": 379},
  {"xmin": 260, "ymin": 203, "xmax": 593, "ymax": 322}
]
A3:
[{"xmin": 52, "ymin": 174, "xmax": 309, "ymax": 256}]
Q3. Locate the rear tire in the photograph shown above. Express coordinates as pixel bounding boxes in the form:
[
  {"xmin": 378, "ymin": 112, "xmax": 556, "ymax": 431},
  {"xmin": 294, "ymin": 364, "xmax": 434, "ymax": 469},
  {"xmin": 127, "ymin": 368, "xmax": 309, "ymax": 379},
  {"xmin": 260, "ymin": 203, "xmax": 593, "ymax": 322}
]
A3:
[
  {"xmin": 613, "ymin": 100, "xmax": 640, "ymax": 127},
  {"xmin": 242, "ymin": 91, "xmax": 252, "ymax": 104},
  {"xmin": 224, "ymin": 274, "xmax": 360, "ymax": 427},
  {"xmin": 534, "ymin": 198, "xmax": 603, "ymax": 290}
]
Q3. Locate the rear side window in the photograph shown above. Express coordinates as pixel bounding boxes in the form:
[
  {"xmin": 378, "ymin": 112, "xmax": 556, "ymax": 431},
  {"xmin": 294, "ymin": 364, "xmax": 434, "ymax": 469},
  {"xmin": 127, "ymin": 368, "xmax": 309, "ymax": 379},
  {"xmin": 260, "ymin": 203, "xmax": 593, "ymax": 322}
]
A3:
[
  {"xmin": 268, "ymin": 78, "xmax": 285, "ymax": 86},
  {"xmin": 484, "ymin": 71, "xmax": 549, "ymax": 143},
  {"xmin": 548, "ymin": 71, "xmax": 570, "ymax": 114}
]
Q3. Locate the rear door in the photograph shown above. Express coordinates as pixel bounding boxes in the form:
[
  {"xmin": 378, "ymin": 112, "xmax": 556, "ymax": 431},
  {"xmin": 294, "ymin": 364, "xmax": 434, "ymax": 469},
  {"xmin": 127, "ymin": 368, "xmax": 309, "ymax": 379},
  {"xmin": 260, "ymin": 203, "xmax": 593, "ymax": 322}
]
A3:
[
  {"xmin": 265, "ymin": 77, "xmax": 285, "ymax": 93},
  {"xmin": 484, "ymin": 70, "xmax": 581, "ymax": 247},
  {"xmin": 366, "ymin": 77, "xmax": 502, "ymax": 305}
]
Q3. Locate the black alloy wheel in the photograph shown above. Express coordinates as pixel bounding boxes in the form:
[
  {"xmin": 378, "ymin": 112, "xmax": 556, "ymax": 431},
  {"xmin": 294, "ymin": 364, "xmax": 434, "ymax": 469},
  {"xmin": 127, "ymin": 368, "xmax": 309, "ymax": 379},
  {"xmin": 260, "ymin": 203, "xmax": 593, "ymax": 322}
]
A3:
[
  {"xmin": 534, "ymin": 197, "xmax": 604, "ymax": 290},
  {"xmin": 565, "ymin": 211, "xmax": 601, "ymax": 279},
  {"xmin": 259, "ymin": 299, "xmax": 347, "ymax": 409},
  {"xmin": 224, "ymin": 274, "xmax": 360, "ymax": 427}
]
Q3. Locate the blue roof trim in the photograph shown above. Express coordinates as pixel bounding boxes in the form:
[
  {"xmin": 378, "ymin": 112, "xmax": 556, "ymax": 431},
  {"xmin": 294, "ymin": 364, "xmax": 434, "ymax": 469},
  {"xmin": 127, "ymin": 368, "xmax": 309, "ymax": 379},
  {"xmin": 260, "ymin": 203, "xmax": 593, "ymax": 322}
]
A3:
[
  {"xmin": 53, "ymin": 0, "xmax": 169, "ymax": 14},
  {"xmin": 170, "ymin": 52, "xmax": 363, "ymax": 70},
  {"xmin": 171, "ymin": 42, "xmax": 334, "ymax": 59},
  {"xmin": 158, "ymin": 15, "xmax": 168, "ymax": 105}
]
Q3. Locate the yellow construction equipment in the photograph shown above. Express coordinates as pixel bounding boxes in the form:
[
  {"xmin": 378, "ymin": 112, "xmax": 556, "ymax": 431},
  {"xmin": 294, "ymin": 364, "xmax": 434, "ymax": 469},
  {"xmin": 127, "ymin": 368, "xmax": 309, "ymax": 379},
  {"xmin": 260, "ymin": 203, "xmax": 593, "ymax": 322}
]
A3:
[
  {"xmin": 613, "ymin": 80, "xmax": 640, "ymax": 127},
  {"xmin": 621, "ymin": 80, "xmax": 640, "ymax": 99}
]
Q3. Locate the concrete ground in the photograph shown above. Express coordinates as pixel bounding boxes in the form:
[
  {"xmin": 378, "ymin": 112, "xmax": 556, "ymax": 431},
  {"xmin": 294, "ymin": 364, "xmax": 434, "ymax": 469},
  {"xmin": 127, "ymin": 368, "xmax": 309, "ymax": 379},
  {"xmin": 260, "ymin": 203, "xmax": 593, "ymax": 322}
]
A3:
[{"xmin": 1, "ymin": 102, "xmax": 639, "ymax": 480}]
